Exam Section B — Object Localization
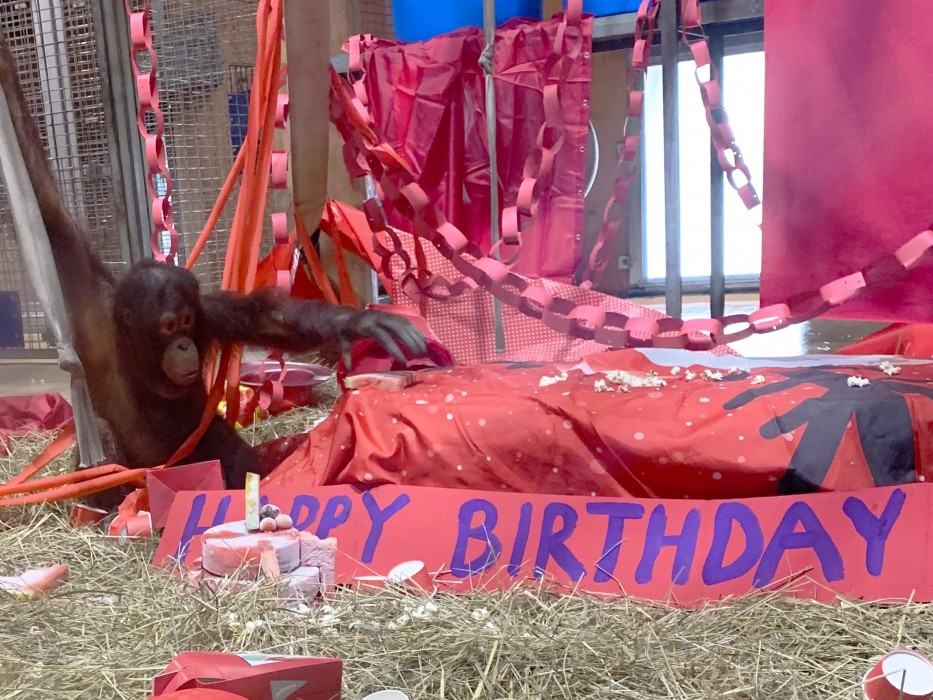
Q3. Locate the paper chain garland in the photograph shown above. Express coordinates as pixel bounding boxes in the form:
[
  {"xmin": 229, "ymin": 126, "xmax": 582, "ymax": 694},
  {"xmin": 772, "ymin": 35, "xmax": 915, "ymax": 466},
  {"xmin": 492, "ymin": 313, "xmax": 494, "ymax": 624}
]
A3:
[
  {"xmin": 330, "ymin": 1, "xmax": 933, "ymax": 350},
  {"xmin": 125, "ymin": 0, "xmax": 179, "ymax": 262}
]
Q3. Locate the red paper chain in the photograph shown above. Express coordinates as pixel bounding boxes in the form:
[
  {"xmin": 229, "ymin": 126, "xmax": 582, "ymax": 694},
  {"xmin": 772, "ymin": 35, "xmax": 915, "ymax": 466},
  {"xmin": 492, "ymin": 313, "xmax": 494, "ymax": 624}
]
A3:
[
  {"xmin": 580, "ymin": 0, "xmax": 760, "ymax": 286},
  {"xmin": 681, "ymin": 0, "xmax": 761, "ymax": 210},
  {"xmin": 580, "ymin": 0, "xmax": 658, "ymax": 287},
  {"xmin": 330, "ymin": 64, "xmax": 933, "ymax": 351},
  {"xmin": 125, "ymin": 0, "xmax": 179, "ymax": 263}
]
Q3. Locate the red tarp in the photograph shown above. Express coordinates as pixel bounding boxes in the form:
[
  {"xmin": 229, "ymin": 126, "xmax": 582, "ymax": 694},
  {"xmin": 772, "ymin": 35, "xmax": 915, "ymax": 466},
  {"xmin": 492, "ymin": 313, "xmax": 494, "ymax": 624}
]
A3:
[
  {"xmin": 356, "ymin": 17, "xmax": 591, "ymax": 281},
  {"xmin": 761, "ymin": 0, "xmax": 933, "ymax": 322},
  {"xmin": 0, "ymin": 392, "xmax": 73, "ymax": 452},
  {"xmin": 265, "ymin": 350, "xmax": 933, "ymax": 499}
]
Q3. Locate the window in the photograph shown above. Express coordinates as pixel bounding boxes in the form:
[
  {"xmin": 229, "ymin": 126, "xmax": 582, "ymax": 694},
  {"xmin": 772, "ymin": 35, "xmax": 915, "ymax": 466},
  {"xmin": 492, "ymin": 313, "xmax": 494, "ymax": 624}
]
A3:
[{"xmin": 641, "ymin": 50, "xmax": 765, "ymax": 282}]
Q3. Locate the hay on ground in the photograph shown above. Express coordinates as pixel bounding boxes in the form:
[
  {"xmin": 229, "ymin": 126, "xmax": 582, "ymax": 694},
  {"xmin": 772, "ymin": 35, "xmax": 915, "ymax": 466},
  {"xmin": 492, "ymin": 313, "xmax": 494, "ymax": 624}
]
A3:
[{"xmin": 0, "ymin": 413, "xmax": 922, "ymax": 699}]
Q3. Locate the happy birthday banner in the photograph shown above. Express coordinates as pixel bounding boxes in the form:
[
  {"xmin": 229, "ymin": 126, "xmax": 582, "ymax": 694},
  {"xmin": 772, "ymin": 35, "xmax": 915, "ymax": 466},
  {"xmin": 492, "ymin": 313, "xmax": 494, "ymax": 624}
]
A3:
[{"xmin": 154, "ymin": 483, "xmax": 932, "ymax": 606}]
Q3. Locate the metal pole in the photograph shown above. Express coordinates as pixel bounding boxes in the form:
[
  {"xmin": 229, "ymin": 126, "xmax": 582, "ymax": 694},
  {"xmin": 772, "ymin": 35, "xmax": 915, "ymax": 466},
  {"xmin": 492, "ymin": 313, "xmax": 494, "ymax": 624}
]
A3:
[
  {"xmin": 93, "ymin": 0, "xmax": 152, "ymax": 266},
  {"xmin": 0, "ymin": 88, "xmax": 104, "ymax": 468},
  {"xmin": 661, "ymin": 0, "xmax": 682, "ymax": 319},
  {"xmin": 482, "ymin": 0, "xmax": 507, "ymax": 355},
  {"xmin": 364, "ymin": 175, "xmax": 382, "ymax": 304},
  {"xmin": 709, "ymin": 29, "xmax": 725, "ymax": 318}
]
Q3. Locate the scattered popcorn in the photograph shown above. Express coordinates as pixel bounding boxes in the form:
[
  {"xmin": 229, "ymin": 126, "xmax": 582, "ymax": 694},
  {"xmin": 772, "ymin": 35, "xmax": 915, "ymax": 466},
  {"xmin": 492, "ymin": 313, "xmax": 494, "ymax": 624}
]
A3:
[
  {"xmin": 728, "ymin": 367, "xmax": 741, "ymax": 375},
  {"xmin": 751, "ymin": 375, "xmax": 766, "ymax": 385},
  {"xmin": 684, "ymin": 370, "xmax": 697, "ymax": 381},
  {"xmin": 243, "ymin": 620, "xmax": 265, "ymax": 634},
  {"xmin": 539, "ymin": 372, "xmax": 569, "ymax": 387},
  {"xmin": 593, "ymin": 379, "xmax": 613, "ymax": 393},
  {"xmin": 880, "ymin": 361, "xmax": 902, "ymax": 376},
  {"xmin": 701, "ymin": 369, "xmax": 724, "ymax": 381},
  {"xmin": 390, "ymin": 602, "xmax": 440, "ymax": 629},
  {"xmin": 472, "ymin": 607, "xmax": 491, "ymax": 622},
  {"xmin": 671, "ymin": 367, "xmax": 682, "ymax": 376},
  {"xmin": 604, "ymin": 369, "xmax": 667, "ymax": 390},
  {"xmin": 847, "ymin": 376, "xmax": 871, "ymax": 388}
]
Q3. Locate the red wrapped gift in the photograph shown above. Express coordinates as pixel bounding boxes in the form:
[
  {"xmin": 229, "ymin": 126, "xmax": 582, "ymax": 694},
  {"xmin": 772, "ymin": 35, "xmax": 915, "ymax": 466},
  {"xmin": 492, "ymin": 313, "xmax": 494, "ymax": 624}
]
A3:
[{"xmin": 151, "ymin": 651, "xmax": 342, "ymax": 700}]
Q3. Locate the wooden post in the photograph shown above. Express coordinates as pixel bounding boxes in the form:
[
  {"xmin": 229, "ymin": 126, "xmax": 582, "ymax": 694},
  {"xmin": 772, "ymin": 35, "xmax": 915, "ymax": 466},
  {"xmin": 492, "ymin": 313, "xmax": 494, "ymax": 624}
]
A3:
[{"xmin": 283, "ymin": 0, "xmax": 331, "ymax": 234}]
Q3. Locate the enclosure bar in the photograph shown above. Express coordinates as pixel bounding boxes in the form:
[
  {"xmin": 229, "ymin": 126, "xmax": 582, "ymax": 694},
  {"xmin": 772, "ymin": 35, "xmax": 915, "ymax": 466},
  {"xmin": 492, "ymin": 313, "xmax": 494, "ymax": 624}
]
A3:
[
  {"xmin": 661, "ymin": 0, "xmax": 682, "ymax": 318},
  {"xmin": 484, "ymin": 0, "xmax": 507, "ymax": 354},
  {"xmin": 709, "ymin": 30, "xmax": 726, "ymax": 318},
  {"xmin": 34, "ymin": 0, "xmax": 87, "ymax": 223},
  {"xmin": 592, "ymin": 0, "xmax": 763, "ymax": 46},
  {"xmin": 284, "ymin": 0, "xmax": 331, "ymax": 237},
  {"xmin": 0, "ymin": 88, "xmax": 104, "ymax": 467},
  {"xmin": 364, "ymin": 176, "xmax": 382, "ymax": 305}
]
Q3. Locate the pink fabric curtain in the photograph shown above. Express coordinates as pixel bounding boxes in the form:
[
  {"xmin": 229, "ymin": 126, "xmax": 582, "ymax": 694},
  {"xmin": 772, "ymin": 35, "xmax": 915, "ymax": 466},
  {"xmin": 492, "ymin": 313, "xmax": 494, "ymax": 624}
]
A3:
[{"xmin": 761, "ymin": 0, "xmax": 933, "ymax": 322}]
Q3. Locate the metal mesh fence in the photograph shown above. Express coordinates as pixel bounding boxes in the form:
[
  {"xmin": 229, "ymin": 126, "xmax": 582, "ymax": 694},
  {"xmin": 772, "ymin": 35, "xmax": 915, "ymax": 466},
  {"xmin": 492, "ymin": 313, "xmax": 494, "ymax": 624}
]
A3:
[
  {"xmin": 0, "ymin": 0, "xmax": 122, "ymax": 353},
  {"xmin": 139, "ymin": 0, "xmax": 292, "ymax": 290},
  {"xmin": 0, "ymin": 0, "xmax": 397, "ymax": 353}
]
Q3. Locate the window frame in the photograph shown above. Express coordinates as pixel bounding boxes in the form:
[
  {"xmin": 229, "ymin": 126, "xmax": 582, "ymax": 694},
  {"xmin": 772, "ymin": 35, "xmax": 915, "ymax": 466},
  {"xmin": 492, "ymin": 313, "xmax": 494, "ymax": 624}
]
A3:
[{"xmin": 627, "ymin": 30, "xmax": 764, "ymax": 296}]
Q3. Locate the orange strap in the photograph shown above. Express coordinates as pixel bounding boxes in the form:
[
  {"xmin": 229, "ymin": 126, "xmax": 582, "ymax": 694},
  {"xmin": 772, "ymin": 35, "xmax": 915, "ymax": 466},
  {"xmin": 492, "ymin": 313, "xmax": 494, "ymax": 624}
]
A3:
[
  {"xmin": 6, "ymin": 420, "xmax": 76, "ymax": 486},
  {"xmin": 185, "ymin": 145, "xmax": 247, "ymax": 271},
  {"xmin": 296, "ymin": 213, "xmax": 339, "ymax": 305}
]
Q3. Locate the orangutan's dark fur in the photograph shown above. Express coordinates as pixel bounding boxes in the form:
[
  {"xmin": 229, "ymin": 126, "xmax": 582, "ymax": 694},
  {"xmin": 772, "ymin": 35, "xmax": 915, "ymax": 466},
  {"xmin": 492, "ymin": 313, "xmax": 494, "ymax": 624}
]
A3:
[{"xmin": 0, "ymin": 32, "xmax": 424, "ymax": 509}]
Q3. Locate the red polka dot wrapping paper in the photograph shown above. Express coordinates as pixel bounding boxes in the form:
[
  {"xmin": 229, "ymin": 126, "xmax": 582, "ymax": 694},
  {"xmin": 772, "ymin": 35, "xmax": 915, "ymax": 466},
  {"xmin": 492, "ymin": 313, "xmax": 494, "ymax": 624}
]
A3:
[{"xmin": 266, "ymin": 350, "xmax": 933, "ymax": 499}]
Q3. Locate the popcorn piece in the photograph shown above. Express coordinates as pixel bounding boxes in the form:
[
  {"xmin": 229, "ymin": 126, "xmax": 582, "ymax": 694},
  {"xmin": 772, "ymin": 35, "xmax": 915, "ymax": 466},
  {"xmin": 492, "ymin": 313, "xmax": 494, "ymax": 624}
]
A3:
[
  {"xmin": 700, "ymin": 369, "xmax": 724, "ymax": 381},
  {"xmin": 880, "ymin": 361, "xmax": 902, "ymax": 376},
  {"xmin": 684, "ymin": 370, "xmax": 697, "ymax": 381},
  {"xmin": 847, "ymin": 376, "xmax": 871, "ymax": 388},
  {"xmin": 539, "ymin": 372, "xmax": 569, "ymax": 388},
  {"xmin": 593, "ymin": 379, "xmax": 613, "ymax": 393},
  {"xmin": 604, "ymin": 370, "xmax": 667, "ymax": 390},
  {"xmin": 751, "ymin": 375, "xmax": 766, "ymax": 385},
  {"xmin": 671, "ymin": 367, "xmax": 682, "ymax": 376}
]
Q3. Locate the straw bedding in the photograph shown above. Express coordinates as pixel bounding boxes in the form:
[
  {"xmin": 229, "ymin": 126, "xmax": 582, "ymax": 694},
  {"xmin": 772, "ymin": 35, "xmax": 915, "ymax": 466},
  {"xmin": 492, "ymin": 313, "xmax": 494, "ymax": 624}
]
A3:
[{"xmin": 0, "ymin": 379, "xmax": 924, "ymax": 698}]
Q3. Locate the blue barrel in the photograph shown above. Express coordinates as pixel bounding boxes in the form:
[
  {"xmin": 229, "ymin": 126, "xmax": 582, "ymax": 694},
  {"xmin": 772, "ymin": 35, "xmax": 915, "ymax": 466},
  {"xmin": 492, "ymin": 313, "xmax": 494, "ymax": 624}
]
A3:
[
  {"xmin": 569, "ymin": 0, "xmax": 641, "ymax": 15},
  {"xmin": 393, "ymin": 0, "xmax": 544, "ymax": 43}
]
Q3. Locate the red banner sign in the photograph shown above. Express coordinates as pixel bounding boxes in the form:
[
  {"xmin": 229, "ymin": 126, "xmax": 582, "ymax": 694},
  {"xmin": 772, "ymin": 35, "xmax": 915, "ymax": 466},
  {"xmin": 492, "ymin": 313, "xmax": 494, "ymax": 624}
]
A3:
[{"xmin": 154, "ymin": 483, "xmax": 930, "ymax": 606}]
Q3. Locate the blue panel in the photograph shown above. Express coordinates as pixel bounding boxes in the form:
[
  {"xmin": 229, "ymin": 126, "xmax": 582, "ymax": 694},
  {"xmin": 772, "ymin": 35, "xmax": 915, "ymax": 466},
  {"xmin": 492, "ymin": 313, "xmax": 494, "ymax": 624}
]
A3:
[{"xmin": 0, "ymin": 291, "xmax": 24, "ymax": 348}]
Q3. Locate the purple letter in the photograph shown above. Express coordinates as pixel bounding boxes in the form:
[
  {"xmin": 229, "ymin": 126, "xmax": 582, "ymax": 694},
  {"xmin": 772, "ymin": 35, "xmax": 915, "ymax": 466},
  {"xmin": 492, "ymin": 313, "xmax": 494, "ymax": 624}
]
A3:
[
  {"xmin": 177, "ymin": 494, "xmax": 231, "ymax": 562},
  {"xmin": 316, "ymin": 495, "xmax": 352, "ymax": 538},
  {"xmin": 534, "ymin": 503, "xmax": 585, "ymax": 582},
  {"xmin": 451, "ymin": 499, "xmax": 502, "ymax": 577},
  {"xmin": 506, "ymin": 502, "xmax": 534, "ymax": 576},
  {"xmin": 754, "ymin": 501, "xmax": 843, "ymax": 587},
  {"xmin": 361, "ymin": 492, "xmax": 410, "ymax": 564},
  {"xmin": 586, "ymin": 502, "xmax": 646, "ymax": 583},
  {"xmin": 635, "ymin": 505, "xmax": 700, "ymax": 585},
  {"xmin": 289, "ymin": 495, "xmax": 320, "ymax": 532},
  {"xmin": 842, "ymin": 488, "xmax": 906, "ymax": 576},
  {"xmin": 702, "ymin": 502, "xmax": 764, "ymax": 585}
]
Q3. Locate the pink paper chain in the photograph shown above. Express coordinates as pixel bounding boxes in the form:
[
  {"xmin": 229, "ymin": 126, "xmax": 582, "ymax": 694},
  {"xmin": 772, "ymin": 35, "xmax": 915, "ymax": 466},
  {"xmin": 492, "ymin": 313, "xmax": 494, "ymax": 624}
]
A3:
[
  {"xmin": 330, "ymin": 61, "xmax": 933, "ymax": 350},
  {"xmin": 125, "ymin": 0, "xmax": 179, "ymax": 263}
]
